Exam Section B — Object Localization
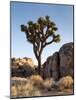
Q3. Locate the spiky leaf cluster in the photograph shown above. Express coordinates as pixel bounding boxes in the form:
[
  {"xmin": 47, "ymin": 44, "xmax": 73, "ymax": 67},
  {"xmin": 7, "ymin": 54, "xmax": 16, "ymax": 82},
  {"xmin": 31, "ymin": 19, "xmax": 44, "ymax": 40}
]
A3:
[{"xmin": 21, "ymin": 16, "xmax": 60, "ymax": 44}]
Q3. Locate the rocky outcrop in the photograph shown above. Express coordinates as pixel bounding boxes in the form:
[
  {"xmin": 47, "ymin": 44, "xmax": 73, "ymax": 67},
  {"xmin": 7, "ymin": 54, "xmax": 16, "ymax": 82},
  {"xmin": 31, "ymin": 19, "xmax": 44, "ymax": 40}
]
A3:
[
  {"xmin": 43, "ymin": 56, "xmax": 52, "ymax": 78},
  {"xmin": 43, "ymin": 42, "xmax": 74, "ymax": 80},
  {"xmin": 11, "ymin": 57, "xmax": 34, "ymax": 68},
  {"xmin": 59, "ymin": 42, "xmax": 74, "ymax": 78},
  {"xmin": 51, "ymin": 52, "xmax": 60, "ymax": 80},
  {"xmin": 43, "ymin": 52, "xmax": 60, "ymax": 81},
  {"xmin": 11, "ymin": 57, "xmax": 35, "ymax": 77}
]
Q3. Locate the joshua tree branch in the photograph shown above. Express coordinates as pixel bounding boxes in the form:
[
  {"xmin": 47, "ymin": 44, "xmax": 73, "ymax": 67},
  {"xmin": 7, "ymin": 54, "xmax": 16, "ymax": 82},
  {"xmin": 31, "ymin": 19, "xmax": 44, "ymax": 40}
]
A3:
[
  {"xmin": 43, "ymin": 39, "xmax": 54, "ymax": 47},
  {"xmin": 33, "ymin": 43, "xmax": 39, "ymax": 60}
]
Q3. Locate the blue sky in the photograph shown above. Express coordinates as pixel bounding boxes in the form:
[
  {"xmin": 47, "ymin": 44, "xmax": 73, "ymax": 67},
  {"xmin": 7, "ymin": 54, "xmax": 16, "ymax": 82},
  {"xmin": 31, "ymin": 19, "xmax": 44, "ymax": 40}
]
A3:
[{"xmin": 11, "ymin": 2, "xmax": 73, "ymax": 65}]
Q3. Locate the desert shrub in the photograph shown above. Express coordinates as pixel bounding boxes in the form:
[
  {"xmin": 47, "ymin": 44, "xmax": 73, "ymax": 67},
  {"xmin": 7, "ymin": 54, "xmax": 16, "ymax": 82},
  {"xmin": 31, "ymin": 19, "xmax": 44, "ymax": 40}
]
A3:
[
  {"xmin": 12, "ymin": 64, "xmax": 35, "ymax": 77},
  {"xmin": 43, "ymin": 78, "xmax": 55, "ymax": 90},
  {"xmin": 29, "ymin": 75, "xmax": 44, "ymax": 89},
  {"xmin": 30, "ymin": 75, "xmax": 43, "ymax": 82},
  {"xmin": 57, "ymin": 76, "xmax": 73, "ymax": 90}
]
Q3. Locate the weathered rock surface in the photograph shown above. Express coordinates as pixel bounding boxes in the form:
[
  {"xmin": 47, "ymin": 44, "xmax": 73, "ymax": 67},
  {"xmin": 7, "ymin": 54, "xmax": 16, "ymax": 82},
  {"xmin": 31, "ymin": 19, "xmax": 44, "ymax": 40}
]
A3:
[
  {"xmin": 51, "ymin": 52, "xmax": 60, "ymax": 80},
  {"xmin": 43, "ymin": 52, "xmax": 60, "ymax": 80},
  {"xmin": 59, "ymin": 42, "xmax": 74, "ymax": 78},
  {"xmin": 43, "ymin": 42, "xmax": 74, "ymax": 80},
  {"xmin": 43, "ymin": 56, "xmax": 52, "ymax": 78}
]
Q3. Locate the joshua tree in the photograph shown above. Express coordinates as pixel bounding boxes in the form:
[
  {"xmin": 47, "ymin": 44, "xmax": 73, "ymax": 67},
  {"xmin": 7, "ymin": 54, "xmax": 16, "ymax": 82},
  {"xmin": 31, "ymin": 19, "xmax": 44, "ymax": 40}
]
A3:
[{"xmin": 21, "ymin": 16, "xmax": 60, "ymax": 74}]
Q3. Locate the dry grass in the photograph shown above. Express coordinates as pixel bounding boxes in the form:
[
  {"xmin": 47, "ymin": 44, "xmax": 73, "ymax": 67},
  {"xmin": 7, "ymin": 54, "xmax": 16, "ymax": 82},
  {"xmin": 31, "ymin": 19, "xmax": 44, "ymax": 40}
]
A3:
[
  {"xmin": 29, "ymin": 75, "xmax": 44, "ymax": 89},
  {"xmin": 57, "ymin": 76, "xmax": 73, "ymax": 90},
  {"xmin": 11, "ymin": 75, "xmax": 73, "ymax": 98},
  {"xmin": 11, "ymin": 75, "xmax": 42, "ymax": 98},
  {"xmin": 11, "ymin": 85, "xmax": 18, "ymax": 97},
  {"xmin": 29, "ymin": 75, "xmax": 43, "ymax": 83},
  {"xmin": 43, "ymin": 78, "xmax": 55, "ymax": 90},
  {"xmin": 11, "ymin": 82, "xmax": 41, "ymax": 97}
]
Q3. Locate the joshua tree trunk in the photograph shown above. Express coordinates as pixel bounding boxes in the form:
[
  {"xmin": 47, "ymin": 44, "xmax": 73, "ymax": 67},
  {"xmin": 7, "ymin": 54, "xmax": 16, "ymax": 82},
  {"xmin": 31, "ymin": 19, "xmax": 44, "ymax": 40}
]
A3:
[
  {"xmin": 33, "ymin": 43, "xmax": 43, "ymax": 75},
  {"xmin": 38, "ymin": 55, "xmax": 41, "ymax": 75}
]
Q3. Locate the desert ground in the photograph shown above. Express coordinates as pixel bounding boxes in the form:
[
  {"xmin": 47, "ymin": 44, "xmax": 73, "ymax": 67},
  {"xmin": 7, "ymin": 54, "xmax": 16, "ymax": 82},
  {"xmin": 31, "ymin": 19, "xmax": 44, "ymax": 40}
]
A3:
[{"xmin": 11, "ymin": 75, "xmax": 73, "ymax": 98}]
